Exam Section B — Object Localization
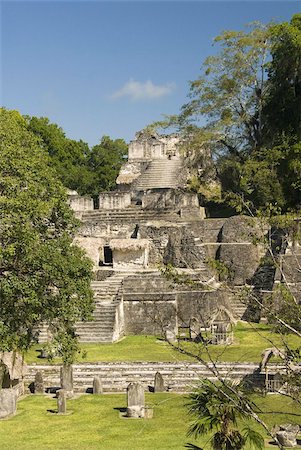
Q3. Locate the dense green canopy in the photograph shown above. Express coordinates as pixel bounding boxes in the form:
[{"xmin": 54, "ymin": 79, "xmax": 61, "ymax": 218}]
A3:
[
  {"xmin": 0, "ymin": 108, "xmax": 93, "ymax": 361},
  {"xmin": 27, "ymin": 116, "xmax": 127, "ymax": 200}
]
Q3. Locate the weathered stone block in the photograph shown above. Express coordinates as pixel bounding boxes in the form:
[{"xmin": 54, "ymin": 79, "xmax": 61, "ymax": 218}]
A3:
[
  {"xmin": 93, "ymin": 376, "xmax": 103, "ymax": 394},
  {"xmin": 34, "ymin": 371, "xmax": 44, "ymax": 394},
  {"xmin": 154, "ymin": 372, "xmax": 165, "ymax": 392},
  {"xmin": 57, "ymin": 389, "xmax": 67, "ymax": 414},
  {"xmin": 276, "ymin": 431, "xmax": 297, "ymax": 447},
  {"xmin": 60, "ymin": 364, "xmax": 73, "ymax": 398},
  {"xmin": 142, "ymin": 406, "xmax": 154, "ymax": 419},
  {"xmin": 126, "ymin": 382, "xmax": 145, "ymax": 418},
  {"xmin": 127, "ymin": 382, "xmax": 145, "ymax": 408},
  {"xmin": 0, "ymin": 389, "xmax": 17, "ymax": 419}
]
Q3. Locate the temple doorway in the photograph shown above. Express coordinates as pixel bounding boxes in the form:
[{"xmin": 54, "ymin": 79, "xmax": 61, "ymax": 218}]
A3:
[{"xmin": 103, "ymin": 246, "xmax": 113, "ymax": 265}]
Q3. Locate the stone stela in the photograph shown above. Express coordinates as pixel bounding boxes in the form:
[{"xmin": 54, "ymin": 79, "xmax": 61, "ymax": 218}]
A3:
[
  {"xmin": 57, "ymin": 389, "xmax": 67, "ymax": 414},
  {"xmin": 154, "ymin": 372, "xmax": 165, "ymax": 393},
  {"xmin": 34, "ymin": 371, "xmax": 44, "ymax": 394},
  {"xmin": 93, "ymin": 376, "xmax": 103, "ymax": 394},
  {"xmin": 60, "ymin": 364, "xmax": 74, "ymax": 399},
  {"xmin": 126, "ymin": 382, "xmax": 145, "ymax": 418}
]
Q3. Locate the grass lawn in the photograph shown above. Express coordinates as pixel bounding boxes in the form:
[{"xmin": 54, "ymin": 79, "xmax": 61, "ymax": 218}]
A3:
[
  {"xmin": 24, "ymin": 322, "xmax": 301, "ymax": 365},
  {"xmin": 0, "ymin": 393, "xmax": 300, "ymax": 449}
]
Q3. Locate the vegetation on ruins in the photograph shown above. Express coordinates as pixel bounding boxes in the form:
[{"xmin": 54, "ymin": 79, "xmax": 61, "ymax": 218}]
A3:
[
  {"xmin": 147, "ymin": 14, "xmax": 301, "ymax": 442},
  {"xmin": 27, "ymin": 116, "xmax": 128, "ymax": 200},
  {"xmin": 152, "ymin": 14, "xmax": 301, "ymax": 214},
  {"xmin": 0, "ymin": 108, "xmax": 93, "ymax": 362}
]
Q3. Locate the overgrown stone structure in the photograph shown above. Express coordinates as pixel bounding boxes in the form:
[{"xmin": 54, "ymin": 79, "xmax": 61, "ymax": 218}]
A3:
[
  {"xmin": 37, "ymin": 130, "xmax": 298, "ymax": 345},
  {"xmin": 0, "ymin": 352, "xmax": 27, "ymax": 418}
]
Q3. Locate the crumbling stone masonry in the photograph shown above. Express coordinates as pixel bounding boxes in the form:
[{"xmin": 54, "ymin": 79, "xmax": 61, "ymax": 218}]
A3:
[{"xmin": 39, "ymin": 131, "xmax": 290, "ymax": 343}]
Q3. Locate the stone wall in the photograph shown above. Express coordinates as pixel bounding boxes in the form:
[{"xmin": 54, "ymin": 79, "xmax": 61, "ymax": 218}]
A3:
[
  {"xmin": 176, "ymin": 290, "xmax": 230, "ymax": 326},
  {"xmin": 112, "ymin": 248, "xmax": 148, "ymax": 269},
  {"xmin": 24, "ymin": 362, "xmax": 265, "ymax": 393},
  {"xmin": 128, "ymin": 131, "xmax": 180, "ymax": 160},
  {"xmin": 217, "ymin": 216, "xmax": 266, "ymax": 286},
  {"xmin": 124, "ymin": 298, "xmax": 177, "ymax": 335},
  {"xmin": 67, "ymin": 190, "xmax": 94, "ymax": 212},
  {"xmin": 98, "ymin": 192, "xmax": 131, "ymax": 209},
  {"xmin": 141, "ymin": 189, "xmax": 199, "ymax": 210}
]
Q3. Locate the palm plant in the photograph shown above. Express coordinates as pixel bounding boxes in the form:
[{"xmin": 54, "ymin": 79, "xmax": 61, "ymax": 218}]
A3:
[{"xmin": 186, "ymin": 379, "xmax": 264, "ymax": 450}]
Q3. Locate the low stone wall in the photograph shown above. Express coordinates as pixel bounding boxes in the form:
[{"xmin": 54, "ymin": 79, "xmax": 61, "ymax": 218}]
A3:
[
  {"xmin": 68, "ymin": 193, "xmax": 94, "ymax": 212},
  {"xmin": 24, "ymin": 362, "xmax": 292, "ymax": 393},
  {"xmin": 142, "ymin": 189, "xmax": 199, "ymax": 210},
  {"xmin": 98, "ymin": 192, "xmax": 131, "ymax": 210}
]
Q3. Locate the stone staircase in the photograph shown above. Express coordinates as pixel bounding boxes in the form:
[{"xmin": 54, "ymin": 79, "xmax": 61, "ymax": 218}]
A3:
[
  {"xmin": 133, "ymin": 158, "xmax": 183, "ymax": 190},
  {"xmin": 37, "ymin": 273, "xmax": 131, "ymax": 344},
  {"xmin": 75, "ymin": 273, "xmax": 129, "ymax": 343},
  {"xmin": 25, "ymin": 361, "xmax": 265, "ymax": 393},
  {"xmin": 230, "ymin": 294, "xmax": 249, "ymax": 320},
  {"xmin": 80, "ymin": 207, "xmax": 181, "ymax": 223}
]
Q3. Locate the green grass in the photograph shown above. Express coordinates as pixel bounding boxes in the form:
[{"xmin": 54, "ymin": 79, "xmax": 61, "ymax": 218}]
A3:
[
  {"xmin": 1, "ymin": 393, "xmax": 300, "ymax": 449},
  {"xmin": 24, "ymin": 322, "xmax": 301, "ymax": 365}
]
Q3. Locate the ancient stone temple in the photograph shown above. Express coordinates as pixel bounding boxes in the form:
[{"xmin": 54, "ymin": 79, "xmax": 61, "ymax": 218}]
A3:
[{"xmin": 38, "ymin": 131, "xmax": 274, "ymax": 343}]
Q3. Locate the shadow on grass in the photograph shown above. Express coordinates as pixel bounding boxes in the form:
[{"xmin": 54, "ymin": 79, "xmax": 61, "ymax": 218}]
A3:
[
  {"xmin": 268, "ymin": 438, "xmax": 301, "ymax": 447},
  {"xmin": 184, "ymin": 443, "xmax": 203, "ymax": 449},
  {"xmin": 113, "ymin": 407, "xmax": 127, "ymax": 413},
  {"xmin": 237, "ymin": 326, "xmax": 269, "ymax": 333}
]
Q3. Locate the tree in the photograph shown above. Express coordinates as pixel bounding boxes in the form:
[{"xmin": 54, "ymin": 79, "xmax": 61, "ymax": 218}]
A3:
[
  {"xmin": 27, "ymin": 116, "xmax": 93, "ymax": 196},
  {"xmin": 187, "ymin": 380, "xmax": 264, "ymax": 450},
  {"xmin": 154, "ymin": 16, "xmax": 301, "ymax": 213},
  {"xmin": 263, "ymin": 14, "xmax": 301, "ymax": 142},
  {"xmin": 180, "ymin": 23, "xmax": 270, "ymax": 158},
  {"xmin": 0, "ymin": 108, "xmax": 94, "ymax": 363},
  {"xmin": 27, "ymin": 117, "xmax": 128, "ymax": 200},
  {"xmin": 86, "ymin": 135, "xmax": 128, "ymax": 199}
]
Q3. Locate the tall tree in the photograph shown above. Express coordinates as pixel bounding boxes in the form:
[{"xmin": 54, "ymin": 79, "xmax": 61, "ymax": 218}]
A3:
[
  {"xmin": 162, "ymin": 16, "xmax": 301, "ymax": 213},
  {"xmin": 86, "ymin": 135, "xmax": 128, "ymax": 199},
  {"xmin": 27, "ymin": 117, "xmax": 128, "ymax": 199},
  {"xmin": 27, "ymin": 116, "xmax": 93, "ymax": 195},
  {"xmin": 264, "ymin": 14, "xmax": 301, "ymax": 142},
  {"xmin": 0, "ymin": 108, "xmax": 93, "ymax": 362},
  {"xmin": 180, "ymin": 23, "xmax": 270, "ymax": 158}
]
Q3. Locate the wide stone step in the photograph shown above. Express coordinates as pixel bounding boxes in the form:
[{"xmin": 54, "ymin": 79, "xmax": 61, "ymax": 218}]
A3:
[
  {"xmin": 25, "ymin": 362, "xmax": 269, "ymax": 393},
  {"xmin": 82, "ymin": 210, "xmax": 179, "ymax": 220}
]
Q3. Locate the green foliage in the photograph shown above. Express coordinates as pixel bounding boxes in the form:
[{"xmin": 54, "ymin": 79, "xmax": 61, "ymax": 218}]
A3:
[
  {"xmin": 27, "ymin": 116, "xmax": 92, "ymax": 194},
  {"xmin": 86, "ymin": 135, "xmax": 127, "ymax": 198},
  {"xmin": 157, "ymin": 15, "xmax": 301, "ymax": 213},
  {"xmin": 0, "ymin": 108, "xmax": 93, "ymax": 360},
  {"xmin": 186, "ymin": 380, "xmax": 264, "ymax": 450},
  {"xmin": 27, "ymin": 117, "xmax": 128, "ymax": 198},
  {"xmin": 264, "ymin": 14, "xmax": 301, "ymax": 141},
  {"xmin": 180, "ymin": 23, "xmax": 270, "ymax": 156},
  {"xmin": 205, "ymin": 258, "xmax": 232, "ymax": 282}
]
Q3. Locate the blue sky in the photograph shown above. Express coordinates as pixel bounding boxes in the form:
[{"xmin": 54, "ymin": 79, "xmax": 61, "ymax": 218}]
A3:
[{"xmin": 1, "ymin": 1, "xmax": 300, "ymax": 145}]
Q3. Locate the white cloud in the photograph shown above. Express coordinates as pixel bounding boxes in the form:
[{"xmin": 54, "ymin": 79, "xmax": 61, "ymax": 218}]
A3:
[{"xmin": 111, "ymin": 79, "xmax": 176, "ymax": 101}]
